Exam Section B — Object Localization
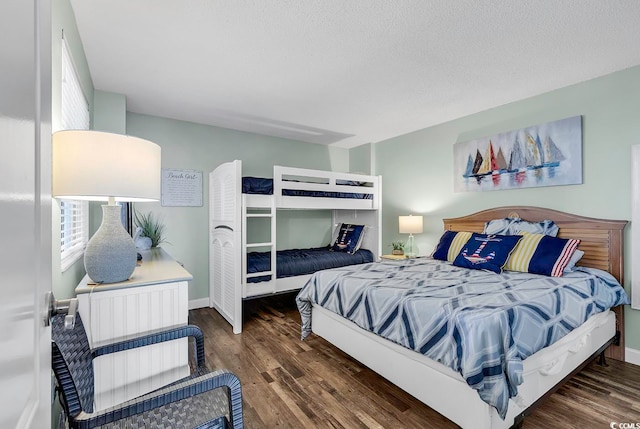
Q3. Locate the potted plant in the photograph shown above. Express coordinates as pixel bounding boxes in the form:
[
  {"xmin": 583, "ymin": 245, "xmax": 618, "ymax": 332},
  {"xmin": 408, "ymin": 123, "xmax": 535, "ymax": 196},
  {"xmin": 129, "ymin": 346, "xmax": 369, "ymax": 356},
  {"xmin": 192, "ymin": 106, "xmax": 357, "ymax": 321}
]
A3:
[
  {"xmin": 134, "ymin": 210, "xmax": 169, "ymax": 248},
  {"xmin": 391, "ymin": 241, "xmax": 405, "ymax": 255}
]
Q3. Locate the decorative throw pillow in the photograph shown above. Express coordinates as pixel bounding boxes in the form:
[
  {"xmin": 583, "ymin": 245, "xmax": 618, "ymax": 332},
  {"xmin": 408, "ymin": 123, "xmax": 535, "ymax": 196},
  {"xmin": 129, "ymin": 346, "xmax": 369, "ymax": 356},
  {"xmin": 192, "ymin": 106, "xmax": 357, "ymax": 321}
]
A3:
[
  {"xmin": 330, "ymin": 223, "xmax": 365, "ymax": 254},
  {"xmin": 484, "ymin": 217, "xmax": 559, "ymax": 237},
  {"xmin": 563, "ymin": 249, "xmax": 584, "ymax": 272},
  {"xmin": 504, "ymin": 232, "xmax": 580, "ymax": 277},
  {"xmin": 432, "ymin": 231, "xmax": 473, "ymax": 262},
  {"xmin": 452, "ymin": 233, "xmax": 522, "ymax": 274}
]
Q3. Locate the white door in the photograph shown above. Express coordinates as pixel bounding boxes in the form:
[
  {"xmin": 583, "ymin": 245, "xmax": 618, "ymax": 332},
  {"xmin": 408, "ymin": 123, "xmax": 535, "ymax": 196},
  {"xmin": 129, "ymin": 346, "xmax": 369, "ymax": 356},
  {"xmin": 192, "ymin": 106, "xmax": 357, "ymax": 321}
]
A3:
[
  {"xmin": 0, "ymin": 0, "xmax": 53, "ymax": 427},
  {"xmin": 209, "ymin": 160, "xmax": 242, "ymax": 333}
]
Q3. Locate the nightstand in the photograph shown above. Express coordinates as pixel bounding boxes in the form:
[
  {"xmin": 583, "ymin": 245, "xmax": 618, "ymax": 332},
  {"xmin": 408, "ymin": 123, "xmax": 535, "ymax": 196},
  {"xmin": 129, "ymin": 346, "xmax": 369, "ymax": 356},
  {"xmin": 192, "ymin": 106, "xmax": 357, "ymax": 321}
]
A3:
[
  {"xmin": 75, "ymin": 247, "xmax": 192, "ymax": 411},
  {"xmin": 380, "ymin": 254, "xmax": 409, "ymax": 260}
]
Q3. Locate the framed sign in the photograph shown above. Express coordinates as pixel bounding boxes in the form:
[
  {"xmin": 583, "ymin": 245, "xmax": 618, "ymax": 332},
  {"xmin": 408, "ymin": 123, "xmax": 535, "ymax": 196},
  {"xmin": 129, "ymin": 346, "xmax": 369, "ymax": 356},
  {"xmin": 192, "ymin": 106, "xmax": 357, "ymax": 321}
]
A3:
[{"xmin": 161, "ymin": 168, "xmax": 203, "ymax": 206}]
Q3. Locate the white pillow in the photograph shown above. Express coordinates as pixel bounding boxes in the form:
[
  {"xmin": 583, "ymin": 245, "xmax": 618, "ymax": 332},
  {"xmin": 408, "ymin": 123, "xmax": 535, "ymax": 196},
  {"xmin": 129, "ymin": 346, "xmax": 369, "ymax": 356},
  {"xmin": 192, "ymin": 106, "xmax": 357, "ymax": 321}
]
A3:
[
  {"xmin": 563, "ymin": 249, "xmax": 584, "ymax": 272},
  {"xmin": 484, "ymin": 217, "xmax": 559, "ymax": 237}
]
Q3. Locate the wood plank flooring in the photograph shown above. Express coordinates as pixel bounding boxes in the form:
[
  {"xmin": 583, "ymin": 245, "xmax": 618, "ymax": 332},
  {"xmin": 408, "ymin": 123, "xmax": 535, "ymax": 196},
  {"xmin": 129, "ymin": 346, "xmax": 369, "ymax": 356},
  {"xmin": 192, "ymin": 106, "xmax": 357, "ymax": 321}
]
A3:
[{"xmin": 189, "ymin": 294, "xmax": 640, "ymax": 428}]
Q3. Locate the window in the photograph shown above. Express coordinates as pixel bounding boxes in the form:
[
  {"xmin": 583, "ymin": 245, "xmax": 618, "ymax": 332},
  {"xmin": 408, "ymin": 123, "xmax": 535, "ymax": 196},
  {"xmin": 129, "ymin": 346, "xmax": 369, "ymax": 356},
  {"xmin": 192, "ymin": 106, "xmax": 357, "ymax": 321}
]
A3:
[
  {"xmin": 59, "ymin": 38, "xmax": 90, "ymax": 270},
  {"xmin": 59, "ymin": 200, "xmax": 89, "ymax": 270}
]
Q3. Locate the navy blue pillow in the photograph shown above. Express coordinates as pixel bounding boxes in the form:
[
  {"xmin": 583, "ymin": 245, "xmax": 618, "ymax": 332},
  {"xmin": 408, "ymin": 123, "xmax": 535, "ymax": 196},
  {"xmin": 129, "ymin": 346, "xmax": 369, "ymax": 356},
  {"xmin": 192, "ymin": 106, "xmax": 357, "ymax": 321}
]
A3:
[
  {"xmin": 452, "ymin": 233, "xmax": 522, "ymax": 274},
  {"xmin": 431, "ymin": 230, "xmax": 472, "ymax": 262},
  {"xmin": 331, "ymin": 223, "xmax": 365, "ymax": 254}
]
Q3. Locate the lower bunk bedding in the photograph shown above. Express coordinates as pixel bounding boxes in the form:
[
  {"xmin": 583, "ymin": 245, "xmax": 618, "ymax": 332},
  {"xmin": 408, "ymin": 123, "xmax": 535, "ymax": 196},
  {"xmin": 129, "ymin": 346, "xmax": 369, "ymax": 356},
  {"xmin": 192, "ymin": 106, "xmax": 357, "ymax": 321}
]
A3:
[
  {"xmin": 295, "ymin": 257, "xmax": 629, "ymax": 423},
  {"xmin": 247, "ymin": 246, "xmax": 374, "ymax": 283}
]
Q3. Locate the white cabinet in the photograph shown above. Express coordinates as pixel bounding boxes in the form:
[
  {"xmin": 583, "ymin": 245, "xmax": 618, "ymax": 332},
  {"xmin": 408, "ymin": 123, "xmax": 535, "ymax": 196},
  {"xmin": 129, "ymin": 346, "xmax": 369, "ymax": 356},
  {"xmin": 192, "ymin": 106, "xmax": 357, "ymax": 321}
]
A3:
[{"xmin": 76, "ymin": 248, "xmax": 192, "ymax": 411}]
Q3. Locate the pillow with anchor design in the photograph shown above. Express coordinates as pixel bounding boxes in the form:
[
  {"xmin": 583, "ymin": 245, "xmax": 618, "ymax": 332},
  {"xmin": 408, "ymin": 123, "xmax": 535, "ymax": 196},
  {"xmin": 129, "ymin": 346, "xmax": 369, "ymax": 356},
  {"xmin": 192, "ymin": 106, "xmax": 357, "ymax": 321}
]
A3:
[{"xmin": 452, "ymin": 233, "xmax": 522, "ymax": 274}]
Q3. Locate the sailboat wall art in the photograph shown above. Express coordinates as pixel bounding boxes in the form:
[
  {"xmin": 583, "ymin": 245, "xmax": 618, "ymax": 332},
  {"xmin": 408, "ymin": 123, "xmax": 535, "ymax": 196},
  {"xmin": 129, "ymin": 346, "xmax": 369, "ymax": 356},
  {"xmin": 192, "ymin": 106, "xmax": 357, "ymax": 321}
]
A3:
[{"xmin": 454, "ymin": 116, "xmax": 582, "ymax": 193}]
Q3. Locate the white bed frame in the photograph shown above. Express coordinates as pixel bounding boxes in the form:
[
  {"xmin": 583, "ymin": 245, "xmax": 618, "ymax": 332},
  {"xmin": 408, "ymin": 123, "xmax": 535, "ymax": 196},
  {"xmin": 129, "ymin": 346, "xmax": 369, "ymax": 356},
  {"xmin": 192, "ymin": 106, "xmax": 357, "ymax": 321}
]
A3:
[
  {"xmin": 309, "ymin": 206, "xmax": 627, "ymax": 429},
  {"xmin": 209, "ymin": 160, "xmax": 382, "ymax": 334}
]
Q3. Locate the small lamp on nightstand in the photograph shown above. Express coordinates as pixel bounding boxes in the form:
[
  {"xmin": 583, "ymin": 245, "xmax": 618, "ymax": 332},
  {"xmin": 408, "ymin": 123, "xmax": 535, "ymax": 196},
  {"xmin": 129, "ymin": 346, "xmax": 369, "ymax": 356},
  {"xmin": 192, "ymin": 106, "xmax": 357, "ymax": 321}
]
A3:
[
  {"xmin": 53, "ymin": 130, "xmax": 161, "ymax": 284},
  {"xmin": 399, "ymin": 215, "xmax": 423, "ymax": 258}
]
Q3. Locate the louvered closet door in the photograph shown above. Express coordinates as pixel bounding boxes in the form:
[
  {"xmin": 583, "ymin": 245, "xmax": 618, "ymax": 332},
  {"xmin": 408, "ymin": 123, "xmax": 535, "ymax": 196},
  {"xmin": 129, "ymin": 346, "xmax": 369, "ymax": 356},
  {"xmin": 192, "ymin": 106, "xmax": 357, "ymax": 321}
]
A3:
[
  {"xmin": 211, "ymin": 229, "xmax": 238, "ymax": 324},
  {"xmin": 209, "ymin": 160, "xmax": 242, "ymax": 333}
]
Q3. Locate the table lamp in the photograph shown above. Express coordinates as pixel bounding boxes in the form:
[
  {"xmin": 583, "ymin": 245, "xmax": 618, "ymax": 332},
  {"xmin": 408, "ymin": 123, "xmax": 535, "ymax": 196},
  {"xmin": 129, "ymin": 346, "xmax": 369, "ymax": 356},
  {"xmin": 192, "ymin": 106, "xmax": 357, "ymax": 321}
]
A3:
[
  {"xmin": 399, "ymin": 215, "xmax": 423, "ymax": 258},
  {"xmin": 52, "ymin": 130, "xmax": 161, "ymax": 283}
]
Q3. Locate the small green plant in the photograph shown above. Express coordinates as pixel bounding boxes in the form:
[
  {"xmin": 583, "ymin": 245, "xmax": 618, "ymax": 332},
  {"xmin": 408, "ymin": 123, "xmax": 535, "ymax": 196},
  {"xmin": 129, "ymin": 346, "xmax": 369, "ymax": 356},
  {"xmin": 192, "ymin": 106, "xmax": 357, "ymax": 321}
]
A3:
[
  {"xmin": 134, "ymin": 210, "xmax": 169, "ymax": 247},
  {"xmin": 391, "ymin": 241, "xmax": 405, "ymax": 251},
  {"xmin": 391, "ymin": 241, "xmax": 405, "ymax": 254}
]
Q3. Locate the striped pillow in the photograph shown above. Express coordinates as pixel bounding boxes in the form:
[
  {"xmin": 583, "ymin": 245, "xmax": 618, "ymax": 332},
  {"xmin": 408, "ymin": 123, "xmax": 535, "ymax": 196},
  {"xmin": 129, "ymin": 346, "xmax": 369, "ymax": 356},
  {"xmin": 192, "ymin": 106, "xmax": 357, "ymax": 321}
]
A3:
[
  {"xmin": 432, "ymin": 231, "xmax": 473, "ymax": 262},
  {"xmin": 505, "ymin": 232, "xmax": 580, "ymax": 277}
]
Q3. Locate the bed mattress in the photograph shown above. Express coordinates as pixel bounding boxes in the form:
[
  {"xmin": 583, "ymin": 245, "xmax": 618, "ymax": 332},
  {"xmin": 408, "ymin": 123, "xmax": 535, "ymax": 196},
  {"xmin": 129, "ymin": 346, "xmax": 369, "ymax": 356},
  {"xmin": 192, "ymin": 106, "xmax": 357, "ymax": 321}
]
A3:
[{"xmin": 247, "ymin": 246, "xmax": 374, "ymax": 283}]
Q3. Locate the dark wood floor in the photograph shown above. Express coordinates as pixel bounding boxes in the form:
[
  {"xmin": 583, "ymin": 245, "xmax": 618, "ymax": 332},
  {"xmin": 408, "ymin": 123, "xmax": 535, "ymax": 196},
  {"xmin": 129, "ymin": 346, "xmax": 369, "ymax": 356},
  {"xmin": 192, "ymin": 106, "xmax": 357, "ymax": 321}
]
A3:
[{"xmin": 189, "ymin": 294, "xmax": 640, "ymax": 428}]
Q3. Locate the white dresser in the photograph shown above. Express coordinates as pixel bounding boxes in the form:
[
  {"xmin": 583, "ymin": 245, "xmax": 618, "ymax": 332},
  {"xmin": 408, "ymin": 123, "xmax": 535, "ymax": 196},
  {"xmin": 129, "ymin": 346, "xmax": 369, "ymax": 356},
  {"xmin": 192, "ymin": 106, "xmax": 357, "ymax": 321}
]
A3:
[{"xmin": 75, "ymin": 248, "xmax": 192, "ymax": 411}]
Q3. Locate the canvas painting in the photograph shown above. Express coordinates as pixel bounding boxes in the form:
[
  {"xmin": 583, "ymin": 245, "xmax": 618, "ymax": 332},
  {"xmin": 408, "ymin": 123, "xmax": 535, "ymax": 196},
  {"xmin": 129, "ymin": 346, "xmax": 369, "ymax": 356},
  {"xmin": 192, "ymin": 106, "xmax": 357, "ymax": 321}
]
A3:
[{"xmin": 453, "ymin": 116, "xmax": 582, "ymax": 192}]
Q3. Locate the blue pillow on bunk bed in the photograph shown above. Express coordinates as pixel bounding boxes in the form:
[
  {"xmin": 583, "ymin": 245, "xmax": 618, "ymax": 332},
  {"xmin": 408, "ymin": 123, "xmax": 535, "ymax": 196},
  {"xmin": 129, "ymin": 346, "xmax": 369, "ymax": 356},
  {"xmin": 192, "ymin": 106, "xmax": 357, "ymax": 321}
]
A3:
[
  {"xmin": 331, "ymin": 223, "xmax": 365, "ymax": 254},
  {"xmin": 242, "ymin": 177, "xmax": 274, "ymax": 195},
  {"xmin": 452, "ymin": 233, "xmax": 522, "ymax": 274}
]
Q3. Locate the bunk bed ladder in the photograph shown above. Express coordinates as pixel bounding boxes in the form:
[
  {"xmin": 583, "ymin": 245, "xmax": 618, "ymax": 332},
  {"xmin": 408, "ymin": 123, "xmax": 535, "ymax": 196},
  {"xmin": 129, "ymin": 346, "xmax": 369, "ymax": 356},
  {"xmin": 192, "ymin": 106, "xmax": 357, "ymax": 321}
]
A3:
[{"xmin": 242, "ymin": 195, "xmax": 277, "ymax": 297}]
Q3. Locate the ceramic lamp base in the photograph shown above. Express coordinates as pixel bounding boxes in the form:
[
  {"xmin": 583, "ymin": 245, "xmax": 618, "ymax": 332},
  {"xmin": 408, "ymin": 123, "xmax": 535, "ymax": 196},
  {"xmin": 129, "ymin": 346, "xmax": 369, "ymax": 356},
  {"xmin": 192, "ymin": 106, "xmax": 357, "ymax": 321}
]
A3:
[{"xmin": 84, "ymin": 204, "xmax": 137, "ymax": 283}]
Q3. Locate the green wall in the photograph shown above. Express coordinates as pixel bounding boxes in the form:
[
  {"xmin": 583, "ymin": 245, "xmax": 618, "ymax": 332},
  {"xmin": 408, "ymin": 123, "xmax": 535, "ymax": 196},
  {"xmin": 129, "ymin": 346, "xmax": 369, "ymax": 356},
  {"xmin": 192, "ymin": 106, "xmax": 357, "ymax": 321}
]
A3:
[
  {"xmin": 349, "ymin": 143, "xmax": 373, "ymax": 174},
  {"xmin": 374, "ymin": 66, "xmax": 640, "ymax": 350},
  {"xmin": 93, "ymin": 90, "xmax": 126, "ymax": 134},
  {"xmin": 126, "ymin": 112, "xmax": 350, "ymax": 302}
]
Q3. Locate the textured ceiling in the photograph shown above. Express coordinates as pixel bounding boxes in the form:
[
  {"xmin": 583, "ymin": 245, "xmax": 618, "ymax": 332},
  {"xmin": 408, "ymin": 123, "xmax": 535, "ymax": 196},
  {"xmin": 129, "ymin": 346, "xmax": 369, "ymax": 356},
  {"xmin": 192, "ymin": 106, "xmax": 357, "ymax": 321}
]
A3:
[{"xmin": 69, "ymin": 0, "xmax": 640, "ymax": 148}]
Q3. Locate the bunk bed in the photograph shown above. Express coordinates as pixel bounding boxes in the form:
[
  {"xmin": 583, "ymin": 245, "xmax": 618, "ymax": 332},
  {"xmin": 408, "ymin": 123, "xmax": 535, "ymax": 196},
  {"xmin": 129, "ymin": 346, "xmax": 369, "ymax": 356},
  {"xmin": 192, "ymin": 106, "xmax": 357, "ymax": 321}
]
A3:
[
  {"xmin": 297, "ymin": 206, "xmax": 628, "ymax": 429},
  {"xmin": 209, "ymin": 160, "xmax": 382, "ymax": 334}
]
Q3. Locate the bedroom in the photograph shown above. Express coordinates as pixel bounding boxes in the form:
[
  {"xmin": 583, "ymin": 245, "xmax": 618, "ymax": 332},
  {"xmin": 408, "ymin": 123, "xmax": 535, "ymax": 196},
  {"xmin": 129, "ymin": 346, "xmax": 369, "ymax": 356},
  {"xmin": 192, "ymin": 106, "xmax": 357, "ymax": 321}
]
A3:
[{"xmin": 3, "ymin": 0, "xmax": 640, "ymax": 428}]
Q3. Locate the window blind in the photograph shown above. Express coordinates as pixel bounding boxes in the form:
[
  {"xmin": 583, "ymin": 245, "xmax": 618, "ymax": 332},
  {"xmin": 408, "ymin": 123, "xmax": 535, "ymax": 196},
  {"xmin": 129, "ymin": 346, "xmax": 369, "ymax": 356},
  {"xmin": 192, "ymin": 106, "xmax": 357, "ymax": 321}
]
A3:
[
  {"xmin": 60, "ymin": 38, "xmax": 90, "ymax": 270},
  {"xmin": 61, "ymin": 39, "xmax": 90, "ymax": 129},
  {"xmin": 60, "ymin": 199, "xmax": 89, "ymax": 270}
]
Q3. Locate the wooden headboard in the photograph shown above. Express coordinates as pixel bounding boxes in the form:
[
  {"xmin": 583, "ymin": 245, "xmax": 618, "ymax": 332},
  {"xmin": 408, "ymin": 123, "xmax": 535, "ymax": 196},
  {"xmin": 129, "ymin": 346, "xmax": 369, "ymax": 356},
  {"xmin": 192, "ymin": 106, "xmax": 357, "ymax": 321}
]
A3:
[{"xmin": 443, "ymin": 206, "xmax": 627, "ymax": 361}]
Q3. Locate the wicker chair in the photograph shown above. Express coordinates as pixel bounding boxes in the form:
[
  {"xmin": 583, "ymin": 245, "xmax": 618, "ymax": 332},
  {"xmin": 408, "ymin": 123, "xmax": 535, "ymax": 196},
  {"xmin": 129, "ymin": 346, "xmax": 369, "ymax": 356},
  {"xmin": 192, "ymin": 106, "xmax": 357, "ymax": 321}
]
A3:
[{"xmin": 51, "ymin": 313, "xmax": 243, "ymax": 429}]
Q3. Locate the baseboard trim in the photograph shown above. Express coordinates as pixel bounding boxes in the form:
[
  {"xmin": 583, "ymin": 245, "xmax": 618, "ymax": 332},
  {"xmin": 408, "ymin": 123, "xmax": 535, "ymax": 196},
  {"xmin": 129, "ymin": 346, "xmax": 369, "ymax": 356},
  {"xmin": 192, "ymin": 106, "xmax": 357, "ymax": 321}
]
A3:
[
  {"xmin": 189, "ymin": 297, "xmax": 210, "ymax": 310},
  {"xmin": 625, "ymin": 347, "xmax": 640, "ymax": 366}
]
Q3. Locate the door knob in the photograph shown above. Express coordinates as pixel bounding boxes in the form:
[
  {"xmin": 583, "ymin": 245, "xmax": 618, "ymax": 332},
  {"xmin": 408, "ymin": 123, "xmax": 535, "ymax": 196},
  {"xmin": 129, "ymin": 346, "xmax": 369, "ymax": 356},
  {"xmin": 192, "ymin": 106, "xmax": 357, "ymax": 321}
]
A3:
[{"xmin": 44, "ymin": 291, "xmax": 78, "ymax": 329}]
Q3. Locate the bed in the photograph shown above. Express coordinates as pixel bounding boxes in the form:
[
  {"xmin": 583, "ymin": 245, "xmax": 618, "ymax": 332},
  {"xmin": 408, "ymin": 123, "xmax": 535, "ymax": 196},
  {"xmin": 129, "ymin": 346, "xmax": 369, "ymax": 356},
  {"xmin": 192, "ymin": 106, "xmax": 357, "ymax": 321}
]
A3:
[
  {"xmin": 209, "ymin": 160, "xmax": 382, "ymax": 334},
  {"xmin": 296, "ymin": 206, "xmax": 628, "ymax": 429}
]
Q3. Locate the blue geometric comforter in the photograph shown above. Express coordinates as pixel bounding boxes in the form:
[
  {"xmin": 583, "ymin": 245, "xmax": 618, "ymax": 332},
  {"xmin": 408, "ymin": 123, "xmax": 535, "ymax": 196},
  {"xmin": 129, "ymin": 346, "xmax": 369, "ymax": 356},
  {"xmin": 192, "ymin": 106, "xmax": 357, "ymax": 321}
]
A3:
[{"xmin": 295, "ymin": 258, "xmax": 629, "ymax": 419}]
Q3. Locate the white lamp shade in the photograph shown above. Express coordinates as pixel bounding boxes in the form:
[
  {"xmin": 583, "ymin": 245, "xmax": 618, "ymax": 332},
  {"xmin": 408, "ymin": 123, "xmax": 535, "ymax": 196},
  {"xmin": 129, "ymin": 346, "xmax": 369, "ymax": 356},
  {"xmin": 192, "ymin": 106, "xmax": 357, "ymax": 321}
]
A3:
[
  {"xmin": 52, "ymin": 130, "xmax": 161, "ymax": 202},
  {"xmin": 399, "ymin": 215, "xmax": 423, "ymax": 234}
]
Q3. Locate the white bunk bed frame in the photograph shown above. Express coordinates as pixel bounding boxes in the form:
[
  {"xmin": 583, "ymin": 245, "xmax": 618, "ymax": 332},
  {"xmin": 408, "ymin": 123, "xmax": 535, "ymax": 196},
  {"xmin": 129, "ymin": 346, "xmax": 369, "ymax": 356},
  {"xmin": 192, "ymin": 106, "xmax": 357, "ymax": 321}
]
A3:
[{"xmin": 209, "ymin": 160, "xmax": 382, "ymax": 334}]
